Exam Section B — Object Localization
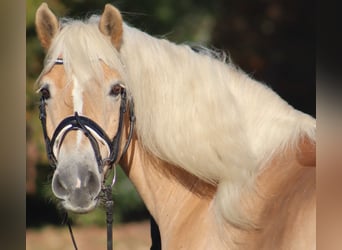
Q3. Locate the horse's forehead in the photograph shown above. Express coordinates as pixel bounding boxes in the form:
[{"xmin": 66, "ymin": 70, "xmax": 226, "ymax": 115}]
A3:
[
  {"xmin": 43, "ymin": 61, "xmax": 121, "ymax": 88},
  {"xmin": 100, "ymin": 61, "xmax": 122, "ymax": 81},
  {"xmin": 44, "ymin": 64, "xmax": 67, "ymax": 89}
]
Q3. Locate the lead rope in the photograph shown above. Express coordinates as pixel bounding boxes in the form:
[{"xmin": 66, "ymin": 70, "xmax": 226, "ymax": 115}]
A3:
[
  {"xmin": 64, "ymin": 200, "xmax": 112, "ymax": 250},
  {"xmin": 62, "ymin": 212, "xmax": 78, "ymax": 250},
  {"xmin": 105, "ymin": 186, "xmax": 114, "ymax": 250},
  {"xmin": 67, "ymin": 219, "xmax": 78, "ymax": 250},
  {"xmin": 65, "ymin": 166, "xmax": 117, "ymax": 250},
  {"xmin": 104, "ymin": 166, "xmax": 117, "ymax": 250}
]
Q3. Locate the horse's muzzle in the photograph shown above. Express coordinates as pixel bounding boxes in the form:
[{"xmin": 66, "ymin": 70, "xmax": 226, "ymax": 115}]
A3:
[{"xmin": 52, "ymin": 164, "xmax": 101, "ymax": 213}]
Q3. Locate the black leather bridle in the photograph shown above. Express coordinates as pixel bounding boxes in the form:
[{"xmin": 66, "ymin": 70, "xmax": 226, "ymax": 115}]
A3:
[
  {"xmin": 38, "ymin": 59, "xmax": 135, "ymax": 250},
  {"xmin": 39, "ymin": 82, "xmax": 135, "ymax": 173}
]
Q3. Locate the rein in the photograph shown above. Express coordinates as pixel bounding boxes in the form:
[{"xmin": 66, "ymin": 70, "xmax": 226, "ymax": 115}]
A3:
[{"xmin": 38, "ymin": 59, "xmax": 135, "ymax": 250}]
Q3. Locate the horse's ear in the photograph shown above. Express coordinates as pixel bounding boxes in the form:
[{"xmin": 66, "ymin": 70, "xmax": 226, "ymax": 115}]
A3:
[
  {"xmin": 99, "ymin": 4, "xmax": 123, "ymax": 50},
  {"xmin": 35, "ymin": 3, "xmax": 59, "ymax": 50}
]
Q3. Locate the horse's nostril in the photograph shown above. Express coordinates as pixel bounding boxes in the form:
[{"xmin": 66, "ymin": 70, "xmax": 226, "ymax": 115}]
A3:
[
  {"xmin": 52, "ymin": 173, "xmax": 68, "ymax": 199},
  {"xmin": 51, "ymin": 167, "xmax": 101, "ymax": 206},
  {"xmin": 86, "ymin": 171, "xmax": 101, "ymax": 197}
]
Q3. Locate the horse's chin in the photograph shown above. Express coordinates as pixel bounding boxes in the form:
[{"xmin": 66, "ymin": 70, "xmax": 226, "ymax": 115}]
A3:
[{"xmin": 62, "ymin": 199, "xmax": 98, "ymax": 214}]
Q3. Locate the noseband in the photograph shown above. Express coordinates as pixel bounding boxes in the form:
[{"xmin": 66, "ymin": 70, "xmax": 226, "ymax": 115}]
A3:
[{"xmin": 39, "ymin": 74, "xmax": 135, "ymax": 173}]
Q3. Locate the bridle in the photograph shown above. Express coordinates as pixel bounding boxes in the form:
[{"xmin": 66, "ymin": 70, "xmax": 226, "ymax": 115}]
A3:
[
  {"xmin": 39, "ymin": 75, "xmax": 135, "ymax": 173},
  {"xmin": 38, "ymin": 59, "xmax": 135, "ymax": 250}
]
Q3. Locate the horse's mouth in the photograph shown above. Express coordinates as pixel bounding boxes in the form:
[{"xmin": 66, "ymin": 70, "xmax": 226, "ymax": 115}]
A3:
[{"xmin": 61, "ymin": 197, "xmax": 99, "ymax": 214}]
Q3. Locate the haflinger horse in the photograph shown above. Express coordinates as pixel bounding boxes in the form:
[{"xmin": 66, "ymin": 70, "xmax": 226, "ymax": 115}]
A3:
[{"xmin": 35, "ymin": 3, "xmax": 316, "ymax": 250}]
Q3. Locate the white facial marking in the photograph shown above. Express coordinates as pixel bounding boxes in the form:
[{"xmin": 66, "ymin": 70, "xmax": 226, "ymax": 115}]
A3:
[
  {"xmin": 72, "ymin": 75, "xmax": 83, "ymax": 146},
  {"xmin": 75, "ymin": 177, "xmax": 81, "ymax": 188},
  {"xmin": 72, "ymin": 75, "xmax": 84, "ymax": 113}
]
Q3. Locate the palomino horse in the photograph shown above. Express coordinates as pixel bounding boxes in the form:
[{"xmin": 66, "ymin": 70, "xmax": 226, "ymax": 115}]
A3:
[{"xmin": 35, "ymin": 3, "xmax": 316, "ymax": 249}]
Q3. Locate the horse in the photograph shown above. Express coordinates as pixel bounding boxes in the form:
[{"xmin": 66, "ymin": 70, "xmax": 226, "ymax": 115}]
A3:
[{"xmin": 35, "ymin": 3, "xmax": 316, "ymax": 249}]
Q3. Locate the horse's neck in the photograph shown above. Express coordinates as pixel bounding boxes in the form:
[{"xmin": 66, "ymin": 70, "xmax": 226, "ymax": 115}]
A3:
[
  {"xmin": 216, "ymin": 143, "xmax": 315, "ymax": 250},
  {"xmin": 120, "ymin": 134, "xmax": 315, "ymax": 249},
  {"xmin": 238, "ymin": 142, "xmax": 316, "ymax": 250},
  {"xmin": 120, "ymin": 136, "xmax": 225, "ymax": 249}
]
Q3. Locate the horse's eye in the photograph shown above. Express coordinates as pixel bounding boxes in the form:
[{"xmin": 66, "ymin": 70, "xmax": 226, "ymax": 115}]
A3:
[
  {"xmin": 110, "ymin": 83, "xmax": 123, "ymax": 97},
  {"xmin": 40, "ymin": 87, "xmax": 51, "ymax": 100}
]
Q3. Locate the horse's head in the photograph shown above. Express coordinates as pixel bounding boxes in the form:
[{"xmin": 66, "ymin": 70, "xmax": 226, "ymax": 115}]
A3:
[{"xmin": 35, "ymin": 3, "xmax": 131, "ymax": 213}]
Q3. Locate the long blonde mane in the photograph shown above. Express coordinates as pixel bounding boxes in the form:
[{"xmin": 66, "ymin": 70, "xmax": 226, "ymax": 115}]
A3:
[{"xmin": 39, "ymin": 16, "xmax": 316, "ymax": 227}]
